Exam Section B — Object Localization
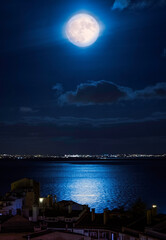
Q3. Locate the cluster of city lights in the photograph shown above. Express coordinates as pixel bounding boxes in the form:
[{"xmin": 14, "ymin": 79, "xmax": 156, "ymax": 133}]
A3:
[{"xmin": 0, "ymin": 153, "xmax": 166, "ymax": 160}]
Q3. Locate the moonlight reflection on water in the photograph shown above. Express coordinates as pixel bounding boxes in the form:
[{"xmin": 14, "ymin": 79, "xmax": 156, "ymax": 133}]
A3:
[{"xmin": 1, "ymin": 160, "xmax": 166, "ymax": 213}]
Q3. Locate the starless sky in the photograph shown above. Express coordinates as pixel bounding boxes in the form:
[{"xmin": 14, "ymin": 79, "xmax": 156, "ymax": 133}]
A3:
[{"xmin": 0, "ymin": 0, "xmax": 166, "ymax": 155}]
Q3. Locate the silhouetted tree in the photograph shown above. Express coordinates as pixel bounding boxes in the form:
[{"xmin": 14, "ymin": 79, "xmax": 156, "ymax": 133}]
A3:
[{"xmin": 130, "ymin": 198, "xmax": 146, "ymax": 218}]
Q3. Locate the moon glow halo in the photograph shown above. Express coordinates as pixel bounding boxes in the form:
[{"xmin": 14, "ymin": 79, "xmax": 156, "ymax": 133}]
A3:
[{"xmin": 65, "ymin": 13, "xmax": 100, "ymax": 47}]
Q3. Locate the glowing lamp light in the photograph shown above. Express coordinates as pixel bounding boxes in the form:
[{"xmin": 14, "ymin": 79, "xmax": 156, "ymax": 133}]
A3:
[
  {"xmin": 152, "ymin": 204, "xmax": 157, "ymax": 208},
  {"xmin": 39, "ymin": 198, "xmax": 44, "ymax": 203}
]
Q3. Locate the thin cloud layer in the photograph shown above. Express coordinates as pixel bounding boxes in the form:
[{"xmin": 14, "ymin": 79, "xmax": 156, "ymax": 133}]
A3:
[
  {"xmin": 112, "ymin": 0, "xmax": 130, "ymax": 10},
  {"xmin": 1, "ymin": 115, "xmax": 166, "ymax": 144},
  {"xmin": 52, "ymin": 83, "xmax": 63, "ymax": 94},
  {"xmin": 19, "ymin": 112, "xmax": 166, "ymax": 127},
  {"xmin": 20, "ymin": 107, "xmax": 33, "ymax": 113},
  {"xmin": 57, "ymin": 81, "xmax": 166, "ymax": 106},
  {"xmin": 112, "ymin": 0, "xmax": 166, "ymax": 10},
  {"xmin": 20, "ymin": 107, "xmax": 38, "ymax": 113}
]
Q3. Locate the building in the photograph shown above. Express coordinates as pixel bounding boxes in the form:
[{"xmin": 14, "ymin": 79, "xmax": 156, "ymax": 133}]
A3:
[
  {"xmin": 1, "ymin": 179, "xmax": 166, "ymax": 239},
  {"xmin": 10, "ymin": 178, "xmax": 40, "ymax": 218},
  {"xmin": 39, "ymin": 200, "xmax": 89, "ymax": 227},
  {"xmin": 0, "ymin": 198, "xmax": 22, "ymax": 216},
  {"xmin": 0, "ymin": 230, "xmax": 91, "ymax": 240},
  {"xmin": 0, "ymin": 191, "xmax": 23, "ymax": 216},
  {"xmin": 0, "ymin": 215, "xmax": 34, "ymax": 233},
  {"xmin": 39, "ymin": 195, "xmax": 55, "ymax": 208},
  {"xmin": 11, "ymin": 178, "xmax": 40, "ymax": 207}
]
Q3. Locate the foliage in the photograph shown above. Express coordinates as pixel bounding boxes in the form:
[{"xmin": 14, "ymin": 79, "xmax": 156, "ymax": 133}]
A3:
[{"xmin": 130, "ymin": 198, "xmax": 147, "ymax": 218}]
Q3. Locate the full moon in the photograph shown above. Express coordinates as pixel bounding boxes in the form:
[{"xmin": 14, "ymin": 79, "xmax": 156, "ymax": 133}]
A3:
[{"xmin": 65, "ymin": 13, "xmax": 100, "ymax": 47}]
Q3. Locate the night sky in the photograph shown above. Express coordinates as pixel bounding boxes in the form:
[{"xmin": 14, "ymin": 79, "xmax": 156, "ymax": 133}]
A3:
[{"xmin": 0, "ymin": 0, "xmax": 166, "ymax": 155}]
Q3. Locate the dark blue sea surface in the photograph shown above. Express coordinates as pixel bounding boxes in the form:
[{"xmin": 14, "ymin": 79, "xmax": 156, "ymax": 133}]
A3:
[{"xmin": 0, "ymin": 159, "xmax": 166, "ymax": 213}]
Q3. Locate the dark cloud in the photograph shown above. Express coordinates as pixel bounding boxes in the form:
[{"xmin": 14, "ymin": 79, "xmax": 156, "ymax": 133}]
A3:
[
  {"xmin": 58, "ymin": 80, "xmax": 132, "ymax": 106},
  {"xmin": 112, "ymin": 0, "xmax": 166, "ymax": 10},
  {"xmin": 1, "ymin": 109, "xmax": 166, "ymax": 154},
  {"xmin": 162, "ymin": 48, "xmax": 166, "ymax": 58},
  {"xmin": 1, "ymin": 118, "xmax": 166, "ymax": 139},
  {"xmin": 135, "ymin": 82, "xmax": 166, "ymax": 99},
  {"xmin": 57, "ymin": 81, "xmax": 166, "ymax": 106},
  {"xmin": 152, "ymin": 112, "xmax": 166, "ymax": 118},
  {"xmin": 0, "ymin": 118, "xmax": 166, "ymax": 154}
]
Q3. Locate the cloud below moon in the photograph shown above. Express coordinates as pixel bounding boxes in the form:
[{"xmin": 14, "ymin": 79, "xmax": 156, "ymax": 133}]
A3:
[{"xmin": 55, "ymin": 81, "xmax": 166, "ymax": 106}]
